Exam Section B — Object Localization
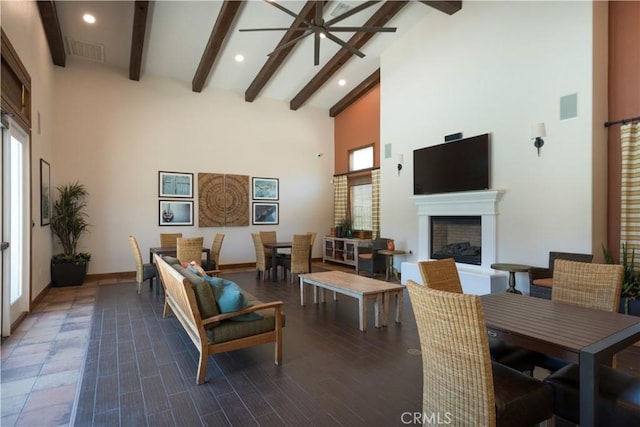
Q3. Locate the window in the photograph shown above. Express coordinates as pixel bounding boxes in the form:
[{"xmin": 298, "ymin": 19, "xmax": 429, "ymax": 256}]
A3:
[
  {"xmin": 349, "ymin": 145, "xmax": 373, "ymax": 172},
  {"xmin": 351, "ymin": 183, "xmax": 372, "ymax": 230}
]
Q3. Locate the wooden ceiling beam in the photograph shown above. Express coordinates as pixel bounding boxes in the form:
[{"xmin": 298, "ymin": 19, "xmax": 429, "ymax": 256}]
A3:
[
  {"xmin": 245, "ymin": 1, "xmax": 324, "ymax": 103},
  {"xmin": 329, "ymin": 69, "xmax": 380, "ymax": 117},
  {"xmin": 419, "ymin": 1, "xmax": 462, "ymax": 15},
  {"xmin": 192, "ymin": 0, "xmax": 244, "ymax": 93},
  {"xmin": 129, "ymin": 1, "xmax": 149, "ymax": 81},
  {"xmin": 289, "ymin": 1, "xmax": 407, "ymax": 111},
  {"xmin": 36, "ymin": 0, "xmax": 66, "ymax": 67}
]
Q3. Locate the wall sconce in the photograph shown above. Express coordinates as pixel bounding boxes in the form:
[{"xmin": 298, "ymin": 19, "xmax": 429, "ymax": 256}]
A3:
[
  {"xmin": 397, "ymin": 154, "xmax": 403, "ymax": 175},
  {"xmin": 531, "ymin": 123, "xmax": 546, "ymax": 157}
]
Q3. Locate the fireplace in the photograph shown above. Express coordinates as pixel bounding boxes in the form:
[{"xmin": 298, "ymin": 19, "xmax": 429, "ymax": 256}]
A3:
[
  {"xmin": 402, "ymin": 190, "xmax": 506, "ymax": 295},
  {"xmin": 430, "ymin": 216, "xmax": 481, "ymax": 265}
]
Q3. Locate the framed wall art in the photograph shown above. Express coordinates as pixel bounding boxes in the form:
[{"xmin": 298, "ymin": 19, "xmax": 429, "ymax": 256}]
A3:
[
  {"xmin": 252, "ymin": 202, "xmax": 279, "ymax": 225},
  {"xmin": 159, "ymin": 171, "xmax": 193, "ymax": 198},
  {"xmin": 40, "ymin": 159, "xmax": 51, "ymax": 226},
  {"xmin": 252, "ymin": 177, "xmax": 279, "ymax": 200},
  {"xmin": 159, "ymin": 200, "xmax": 194, "ymax": 226}
]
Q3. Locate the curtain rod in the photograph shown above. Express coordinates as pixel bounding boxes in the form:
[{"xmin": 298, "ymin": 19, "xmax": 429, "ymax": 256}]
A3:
[{"xmin": 604, "ymin": 115, "xmax": 640, "ymax": 128}]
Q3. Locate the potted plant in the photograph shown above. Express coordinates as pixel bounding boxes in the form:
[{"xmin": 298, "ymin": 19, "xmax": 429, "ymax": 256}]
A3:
[
  {"xmin": 340, "ymin": 217, "xmax": 353, "ymax": 238},
  {"xmin": 603, "ymin": 243, "xmax": 640, "ymax": 316},
  {"xmin": 50, "ymin": 182, "xmax": 91, "ymax": 286}
]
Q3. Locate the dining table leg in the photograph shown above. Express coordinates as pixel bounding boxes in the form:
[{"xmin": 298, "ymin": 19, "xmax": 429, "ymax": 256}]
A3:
[
  {"xmin": 579, "ymin": 351, "xmax": 597, "ymax": 427},
  {"xmin": 271, "ymin": 250, "xmax": 278, "ymax": 281}
]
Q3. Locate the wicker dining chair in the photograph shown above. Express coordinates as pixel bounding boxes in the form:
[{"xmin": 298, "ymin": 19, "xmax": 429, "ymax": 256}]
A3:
[
  {"xmin": 529, "ymin": 251, "xmax": 593, "ymax": 299},
  {"xmin": 552, "ymin": 259, "xmax": 623, "ymax": 312},
  {"xmin": 259, "ymin": 231, "xmax": 277, "ymax": 257},
  {"xmin": 282, "ymin": 234, "xmax": 312, "ymax": 283},
  {"xmin": 528, "ymin": 259, "xmax": 625, "ymax": 373},
  {"xmin": 176, "ymin": 237, "xmax": 204, "ymax": 264},
  {"xmin": 128, "ymin": 236, "xmax": 157, "ymax": 294},
  {"xmin": 418, "ymin": 258, "xmax": 536, "ymax": 373},
  {"xmin": 251, "ymin": 233, "xmax": 271, "ymax": 280},
  {"xmin": 406, "ymin": 281, "xmax": 553, "ymax": 426},
  {"xmin": 208, "ymin": 233, "xmax": 225, "ymax": 270},
  {"xmin": 160, "ymin": 232, "xmax": 183, "ymax": 248}
]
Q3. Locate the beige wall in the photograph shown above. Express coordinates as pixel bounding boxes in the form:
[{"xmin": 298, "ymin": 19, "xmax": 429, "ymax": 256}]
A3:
[
  {"xmin": 380, "ymin": 1, "xmax": 604, "ymax": 274},
  {"xmin": 52, "ymin": 61, "xmax": 334, "ymax": 275},
  {"xmin": 2, "ymin": 0, "xmax": 56, "ymax": 301}
]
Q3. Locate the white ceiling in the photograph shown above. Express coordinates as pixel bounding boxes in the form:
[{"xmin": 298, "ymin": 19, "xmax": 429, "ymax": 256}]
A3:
[{"xmin": 53, "ymin": 1, "xmax": 435, "ymax": 111}]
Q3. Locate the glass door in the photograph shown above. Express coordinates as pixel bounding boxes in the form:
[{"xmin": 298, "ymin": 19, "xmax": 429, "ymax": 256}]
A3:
[{"xmin": 1, "ymin": 118, "xmax": 30, "ymax": 337}]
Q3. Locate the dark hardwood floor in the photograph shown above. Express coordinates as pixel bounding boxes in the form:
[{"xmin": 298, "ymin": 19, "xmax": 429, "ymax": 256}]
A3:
[
  {"xmin": 73, "ymin": 265, "xmax": 640, "ymax": 426},
  {"xmin": 75, "ymin": 268, "xmax": 424, "ymax": 426}
]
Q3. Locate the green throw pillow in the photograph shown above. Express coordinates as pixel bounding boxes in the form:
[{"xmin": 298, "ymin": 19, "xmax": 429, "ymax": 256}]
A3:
[
  {"xmin": 202, "ymin": 275, "xmax": 263, "ymax": 322},
  {"xmin": 181, "ymin": 266, "xmax": 220, "ymax": 321}
]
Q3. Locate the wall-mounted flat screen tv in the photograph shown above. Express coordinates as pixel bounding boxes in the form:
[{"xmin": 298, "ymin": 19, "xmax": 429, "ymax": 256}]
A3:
[{"xmin": 413, "ymin": 133, "xmax": 490, "ymax": 195}]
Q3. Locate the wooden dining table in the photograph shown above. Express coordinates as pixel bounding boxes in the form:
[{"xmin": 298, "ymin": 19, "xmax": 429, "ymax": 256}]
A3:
[{"xmin": 481, "ymin": 293, "xmax": 640, "ymax": 427}]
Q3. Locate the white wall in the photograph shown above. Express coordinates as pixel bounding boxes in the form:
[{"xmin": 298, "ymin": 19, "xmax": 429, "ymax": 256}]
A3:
[
  {"xmin": 2, "ymin": 0, "xmax": 56, "ymax": 299},
  {"xmin": 52, "ymin": 61, "xmax": 334, "ymax": 275},
  {"xmin": 380, "ymin": 1, "xmax": 606, "ymax": 281}
]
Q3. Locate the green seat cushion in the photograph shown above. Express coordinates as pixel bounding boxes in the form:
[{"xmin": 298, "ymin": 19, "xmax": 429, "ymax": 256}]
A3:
[{"xmin": 205, "ymin": 308, "xmax": 285, "ymax": 344}]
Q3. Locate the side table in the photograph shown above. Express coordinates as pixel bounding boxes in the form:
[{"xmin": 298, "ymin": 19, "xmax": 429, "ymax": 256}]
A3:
[
  {"xmin": 378, "ymin": 250, "xmax": 407, "ymax": 281},
  {"xmin": 490, "ymin": 263, "xmax": 530, "ymax": 294}
]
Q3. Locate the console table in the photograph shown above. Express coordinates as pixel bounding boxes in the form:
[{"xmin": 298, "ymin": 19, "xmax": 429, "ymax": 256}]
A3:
[{"xmin": 323, "ymin": 237, "xmax": 371, "ymax": 267}]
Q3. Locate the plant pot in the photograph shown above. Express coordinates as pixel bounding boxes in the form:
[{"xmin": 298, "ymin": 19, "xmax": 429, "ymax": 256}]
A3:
[
  {"xmin": 51, "ymin": 261, "xmax": 88, "ymax": 286},
  {"xmin": 619, "ymin": 297, "xmax": 640, "ymax": 316}
]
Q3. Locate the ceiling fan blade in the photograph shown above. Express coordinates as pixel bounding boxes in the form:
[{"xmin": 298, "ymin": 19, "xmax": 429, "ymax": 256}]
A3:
[
  {"xmin": 315, "ymin": 1, "xmax": 323, "ymax": 25},
  {"xmin": 267, "ymin": 29, "xmax": 313, "ymax": 57},
  {"xmin": 314, "ymin": 31, "xmax": 320, "ymax": 66},
  {"xmin": 328, "ymin": 26, "xmax": 397, "ymax": 33},
  {"xmin": 324, "ymin": 32, "xmax": 366, "ymax": 58},
  {"xmin": 239, "ymin": 28, "xmax": 296, "ymax": 32},
  {"xmin": 325, "ymin": 1, "xmax": 380, "ymax": 26},
  {"xmin": 267, "ymin": 0, "xmax": 313, "ymax": 28}
]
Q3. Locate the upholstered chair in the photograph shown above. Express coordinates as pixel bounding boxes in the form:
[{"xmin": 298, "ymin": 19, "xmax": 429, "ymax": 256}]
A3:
[{"xmin": 357, "ymin": 238, "xmax": 389, "ymax": 278}]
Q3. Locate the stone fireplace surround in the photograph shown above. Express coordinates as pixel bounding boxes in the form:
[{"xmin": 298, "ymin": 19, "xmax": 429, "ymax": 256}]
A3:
[{"xmin": 401, "ymin": 190, "xmax": 507, "ymax": 295}]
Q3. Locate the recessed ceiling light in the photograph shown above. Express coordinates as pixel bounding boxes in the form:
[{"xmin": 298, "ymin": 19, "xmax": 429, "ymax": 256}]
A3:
[
  {"xmin": 234, "ymin": 54, "xmax": 244, "ymax": 63},
  {"xmin": 83, "ymin": 14, "xmax": 96, "ymax": 24},
  {"xmin": 338, "ymin": 79, "xmax": 346, "ymax": 86}
]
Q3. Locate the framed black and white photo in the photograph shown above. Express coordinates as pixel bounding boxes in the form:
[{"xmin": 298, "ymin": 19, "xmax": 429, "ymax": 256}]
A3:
[
  {"xmin": 159, "ymin": 171, "xmax": 193, "ymax": 198},
  {"xmin": 252, "ymin": 177, "xmax": 279, "ymax": 200},
  {"xmin": 159, "ymin": 200, "xmax": 194, "ymax": 226},
  {"xmin": 252, "ymin": 202, "xmax": 279, "ymax": 225},
  {"xmin": 40, "ymin": 159, "xmax": 51, "ymax": 226}
]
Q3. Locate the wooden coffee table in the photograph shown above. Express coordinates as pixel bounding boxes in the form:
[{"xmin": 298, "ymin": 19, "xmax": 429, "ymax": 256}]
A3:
[{"xmin": 299, "ymin": 271, "xmax": 404, "ymax": 332}]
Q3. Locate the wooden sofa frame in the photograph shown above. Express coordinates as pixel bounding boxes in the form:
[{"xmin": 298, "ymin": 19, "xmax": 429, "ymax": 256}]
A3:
[{"xmin": 154, "ymin": 254, "xmax": 284, "ymax": 384}]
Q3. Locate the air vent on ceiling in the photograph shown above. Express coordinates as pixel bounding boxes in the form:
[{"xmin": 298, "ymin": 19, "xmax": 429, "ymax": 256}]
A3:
[
  {"xmin": 64, "ymin": 37, "xmax": 105, "ymax": 63},
  {"xmin": 329, "ymin": 2, "xmax": 352, "ymax": 17}
]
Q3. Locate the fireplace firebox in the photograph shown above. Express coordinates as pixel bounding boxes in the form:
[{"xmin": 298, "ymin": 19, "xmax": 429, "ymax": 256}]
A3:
[{"xmin": 430, "ymin": 216, "xmax": 481, "ymax": 265}]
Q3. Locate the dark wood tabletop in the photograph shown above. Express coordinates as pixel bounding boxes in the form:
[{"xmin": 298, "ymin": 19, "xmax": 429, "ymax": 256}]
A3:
[{"xmin": 482, "ymin": 292, "xmax": 640, "ymax": 427}]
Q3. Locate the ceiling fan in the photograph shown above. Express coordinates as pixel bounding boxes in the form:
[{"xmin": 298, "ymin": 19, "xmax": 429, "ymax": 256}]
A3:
[{"xmin": 239, "ymin": 1, "xmax": 397, "ymax": 65}]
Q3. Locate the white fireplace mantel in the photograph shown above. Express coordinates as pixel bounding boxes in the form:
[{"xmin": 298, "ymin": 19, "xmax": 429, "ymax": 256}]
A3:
[{"xmin": 402, "ymin": 190, "xmax": 507, "ymax": 294}]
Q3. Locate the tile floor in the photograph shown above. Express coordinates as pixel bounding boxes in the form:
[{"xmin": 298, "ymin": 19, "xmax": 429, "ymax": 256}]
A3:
[{"xmin": 1, "ymin": 280, "xmax": 102, "ymax": 426}]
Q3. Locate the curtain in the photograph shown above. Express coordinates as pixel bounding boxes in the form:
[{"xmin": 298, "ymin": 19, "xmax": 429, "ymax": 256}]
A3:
[
  {"xmin": 333, "ymin": 175, "xmax": 348, "ymax": 227},
  {"xmin": 372, "ymin": 169, "xmax": 380, "ymax": 238},
  {"xmin": 620, "ymin": 122, "xmax": 640, "ymax": 257}
]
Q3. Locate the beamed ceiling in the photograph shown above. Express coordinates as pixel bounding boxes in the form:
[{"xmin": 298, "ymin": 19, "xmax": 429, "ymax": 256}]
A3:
[{"xmin": 37, "ymin": 0, "xmax": 461, "ymax": 115}]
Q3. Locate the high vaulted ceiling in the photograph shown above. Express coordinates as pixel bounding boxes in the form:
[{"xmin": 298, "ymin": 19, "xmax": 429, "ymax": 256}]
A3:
[{"xmin": 37, "ymin": 1, "xmax": 461, "ymax": 115}]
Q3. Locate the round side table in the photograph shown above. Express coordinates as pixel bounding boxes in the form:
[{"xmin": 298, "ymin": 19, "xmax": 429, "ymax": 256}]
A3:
[{"xmin": 491, "ymin": 263, "xmax": 531, "ymax": 294}]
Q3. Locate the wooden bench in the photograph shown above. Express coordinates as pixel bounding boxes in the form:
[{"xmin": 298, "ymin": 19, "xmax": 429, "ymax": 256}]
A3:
[{"xmin": 154, "ymin": 254, "xmax": 284, "ymax": 384}]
